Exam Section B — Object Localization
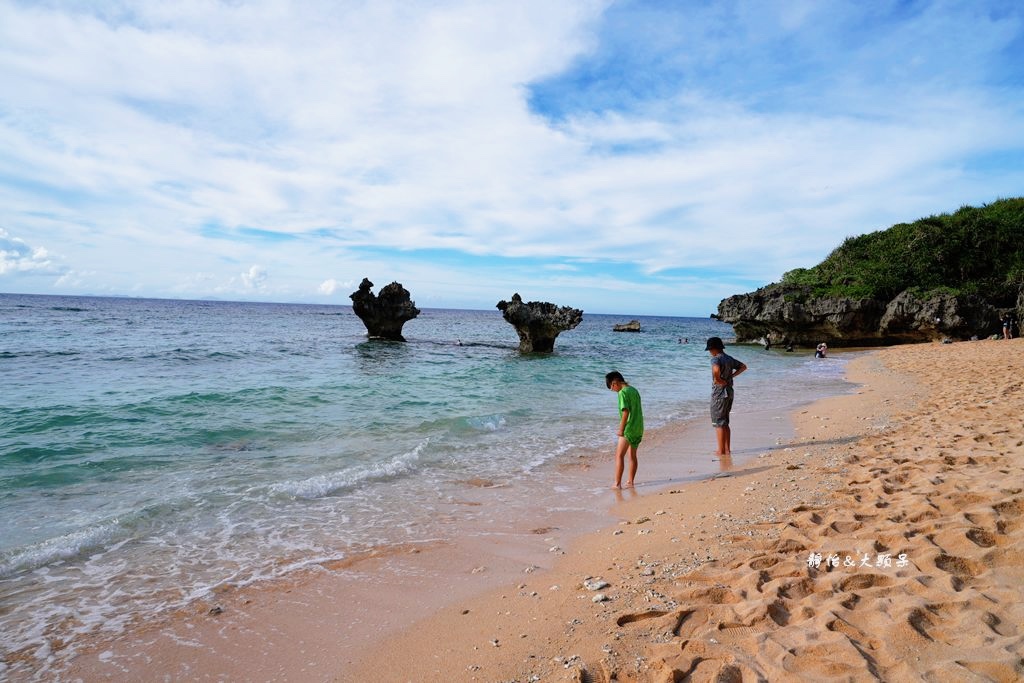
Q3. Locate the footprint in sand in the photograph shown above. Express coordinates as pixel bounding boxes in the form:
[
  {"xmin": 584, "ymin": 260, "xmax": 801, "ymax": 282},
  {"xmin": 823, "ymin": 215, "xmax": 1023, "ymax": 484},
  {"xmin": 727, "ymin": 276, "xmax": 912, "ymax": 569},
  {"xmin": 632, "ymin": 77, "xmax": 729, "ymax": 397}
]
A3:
[
  {"xmin": 826, "ymin": 616, "xmax": 881, "ymax": 650},
  {"xmin": 907, "ymin": 607, "xmax": 940, "ymax": 641},
  {"xmin": 837, "ymin": 573, "xmax": 893, "ymax": 592},
  {"xmin": 747, "ymin": 555, "xmax": 780, "ymax": 570},
  {"xmin": 965, "ymin": 527, "xmax": 997, "ymax": 547},
  {"xmin": 615, "ymin": 609, "xmax": 669, "ymax": 627},
  {"xmin": 933, "ymin": 553, "xmax": 984, "ymax": 578},
  {"xmin": 993, "ymin": 498, "xmax": 1024, "ymax": 518},
  {"xmin": 679, "ymin": 585, "xmax": 741, "ymax": 605}
]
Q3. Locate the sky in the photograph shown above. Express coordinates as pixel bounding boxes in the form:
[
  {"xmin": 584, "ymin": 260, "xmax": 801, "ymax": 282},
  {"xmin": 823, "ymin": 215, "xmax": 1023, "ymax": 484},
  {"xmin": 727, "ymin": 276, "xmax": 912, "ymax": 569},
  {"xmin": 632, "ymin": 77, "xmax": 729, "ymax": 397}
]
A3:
[{"xmin": 1, "ymin": 0, "xmax": 1022, "ymax": 316}]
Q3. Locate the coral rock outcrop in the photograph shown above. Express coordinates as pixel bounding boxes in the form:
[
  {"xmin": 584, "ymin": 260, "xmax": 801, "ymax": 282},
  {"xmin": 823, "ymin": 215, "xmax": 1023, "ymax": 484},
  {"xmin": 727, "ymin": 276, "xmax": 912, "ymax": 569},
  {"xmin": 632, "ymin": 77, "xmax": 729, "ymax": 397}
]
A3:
[
  {"xmin": 349, "ymin": 278, "xmax": 420, "ymax": 341},
  {"xmin": 613, "ymin": 320, "xmax": 642, "ymax": 332},
  {"xmin": 496, "ymin": 294, "xmax": 583, "ymax": 353}
]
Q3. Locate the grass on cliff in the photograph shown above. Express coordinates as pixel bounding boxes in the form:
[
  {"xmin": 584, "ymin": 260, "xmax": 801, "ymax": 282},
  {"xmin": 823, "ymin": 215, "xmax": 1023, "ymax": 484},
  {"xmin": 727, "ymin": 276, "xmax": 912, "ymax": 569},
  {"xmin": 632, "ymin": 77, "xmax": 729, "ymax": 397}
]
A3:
[{"xmin": 781, "ymin": 197, "xmax": 1024, "ymax": 304}]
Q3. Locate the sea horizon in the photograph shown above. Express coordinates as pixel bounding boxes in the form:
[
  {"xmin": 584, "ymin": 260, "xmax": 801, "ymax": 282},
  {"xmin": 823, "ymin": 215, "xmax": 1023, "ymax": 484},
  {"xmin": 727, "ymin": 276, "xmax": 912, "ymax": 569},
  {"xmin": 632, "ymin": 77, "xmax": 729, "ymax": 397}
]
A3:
[{"xmin": 0, "ymin": 290, "xmax": 720, "ymax": 320}]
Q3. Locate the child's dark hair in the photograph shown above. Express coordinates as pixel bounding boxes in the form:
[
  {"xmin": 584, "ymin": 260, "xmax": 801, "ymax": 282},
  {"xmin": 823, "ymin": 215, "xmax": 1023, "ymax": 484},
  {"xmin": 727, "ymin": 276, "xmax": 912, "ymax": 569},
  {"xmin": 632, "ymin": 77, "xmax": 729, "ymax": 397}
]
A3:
[{"xmin": 605, "ymin": 370, "xmax": 625, "ymax": 389}]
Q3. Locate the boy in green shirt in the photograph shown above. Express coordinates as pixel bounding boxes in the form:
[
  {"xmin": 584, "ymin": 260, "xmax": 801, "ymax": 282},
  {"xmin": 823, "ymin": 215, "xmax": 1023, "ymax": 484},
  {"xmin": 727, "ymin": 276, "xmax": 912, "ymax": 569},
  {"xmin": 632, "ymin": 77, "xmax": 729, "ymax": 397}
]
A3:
[{"xmin": 605, "ymin": 371, "xmax": 644, "ymax": 489}]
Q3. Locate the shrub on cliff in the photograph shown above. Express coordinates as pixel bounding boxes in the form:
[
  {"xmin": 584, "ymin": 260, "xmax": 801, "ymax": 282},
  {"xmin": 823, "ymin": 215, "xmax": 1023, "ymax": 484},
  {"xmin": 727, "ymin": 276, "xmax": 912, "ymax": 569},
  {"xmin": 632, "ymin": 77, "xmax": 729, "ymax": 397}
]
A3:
[{"xmin": 781, "ymin": 198, "xmax": 1024, "ymax": 305}]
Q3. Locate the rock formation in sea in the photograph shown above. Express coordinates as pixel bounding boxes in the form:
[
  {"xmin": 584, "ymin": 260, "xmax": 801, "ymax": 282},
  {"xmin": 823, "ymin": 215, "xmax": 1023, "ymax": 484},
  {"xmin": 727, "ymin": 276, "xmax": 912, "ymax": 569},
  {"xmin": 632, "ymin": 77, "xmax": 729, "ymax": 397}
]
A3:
[
  {"xmin": 349, "ymin": 278, "xmax": 420, "ymax": 341},
  {"xmin": 717, "ymin": 284, "xmax": 1001, "ymax": 347},
  {"xmin": 496, "ymin": 293, "xmax": 583, "ymax": 353},
  {"xmin": 613, "ymin": 320, "xmax": 642, "ymax": 332}
]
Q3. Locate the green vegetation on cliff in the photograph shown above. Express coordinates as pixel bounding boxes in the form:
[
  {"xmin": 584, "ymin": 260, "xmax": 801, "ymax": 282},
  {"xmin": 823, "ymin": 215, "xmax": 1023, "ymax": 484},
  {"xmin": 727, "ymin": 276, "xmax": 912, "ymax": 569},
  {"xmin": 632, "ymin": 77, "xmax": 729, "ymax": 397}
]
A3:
[{"xmin": 781, "ymin": 198, "xmax": 1024, "ymax": 304}]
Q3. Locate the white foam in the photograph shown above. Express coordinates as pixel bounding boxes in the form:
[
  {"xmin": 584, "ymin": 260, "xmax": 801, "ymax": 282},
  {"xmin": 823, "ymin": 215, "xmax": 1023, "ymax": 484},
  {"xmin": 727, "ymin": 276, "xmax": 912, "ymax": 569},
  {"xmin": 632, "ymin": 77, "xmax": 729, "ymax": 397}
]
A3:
[
  {"xmin": 270, "ymin": 440, "xmax": 427, "ymax": 499},
  {"xmin": 465, "ymin": 414, "xmax": 507, "ymax": 431},
  {"xmin": 0, "ymin": 521, "xmax": 123, "ymax": 578}
]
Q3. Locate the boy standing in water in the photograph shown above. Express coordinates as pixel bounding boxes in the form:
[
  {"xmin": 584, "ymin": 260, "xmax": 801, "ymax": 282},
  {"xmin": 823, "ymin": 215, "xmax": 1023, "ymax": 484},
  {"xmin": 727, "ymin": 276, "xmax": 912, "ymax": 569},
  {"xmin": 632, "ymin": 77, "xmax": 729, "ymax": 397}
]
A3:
[
  {"xmin": 605, "ymin": 371, "xmax": 644, "ymax": 489},
  {"xmin": 705, "ymin": 337, "xmax": 747, "ymax": 456}
]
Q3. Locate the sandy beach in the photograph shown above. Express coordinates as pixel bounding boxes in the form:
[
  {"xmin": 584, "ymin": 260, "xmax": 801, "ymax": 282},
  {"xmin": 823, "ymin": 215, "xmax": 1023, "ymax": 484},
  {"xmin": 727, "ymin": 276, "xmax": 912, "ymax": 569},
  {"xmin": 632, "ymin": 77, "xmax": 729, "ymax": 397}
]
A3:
[
  {"xmin": 65, "ymin": 338, "xmax": 1023, "ymax": 682},
  {"xmin": 352, "ymin": 338, "xmax": 1024, "ymax": 682}
]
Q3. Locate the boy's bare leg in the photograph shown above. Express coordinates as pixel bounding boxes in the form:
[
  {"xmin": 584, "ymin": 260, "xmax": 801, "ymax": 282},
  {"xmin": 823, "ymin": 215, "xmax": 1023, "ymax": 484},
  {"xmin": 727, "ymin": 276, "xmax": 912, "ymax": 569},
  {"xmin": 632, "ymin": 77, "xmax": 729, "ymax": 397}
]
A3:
[
  {"xmin": 612, "ymin": 437, "xmax": 629, "ymax": 488},
  {"xmin": 715, "ymin": 425, "xmax": 731, "ymax": 455},
  {"xmin": 625, "ymin": 444, "xmax": 638, "ymax": 487},
  {"xmin": 718, "ymin": 452, "xmax": 733, "ymax": 471}
]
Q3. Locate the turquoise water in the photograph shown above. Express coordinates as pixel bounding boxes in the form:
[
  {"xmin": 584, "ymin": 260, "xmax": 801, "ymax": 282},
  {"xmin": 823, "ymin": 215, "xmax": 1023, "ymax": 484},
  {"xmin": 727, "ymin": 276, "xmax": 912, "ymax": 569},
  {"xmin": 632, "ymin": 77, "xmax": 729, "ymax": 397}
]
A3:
[{"xmin": 0, "ymin": 293, "xmax": 849, "ymax": 676}]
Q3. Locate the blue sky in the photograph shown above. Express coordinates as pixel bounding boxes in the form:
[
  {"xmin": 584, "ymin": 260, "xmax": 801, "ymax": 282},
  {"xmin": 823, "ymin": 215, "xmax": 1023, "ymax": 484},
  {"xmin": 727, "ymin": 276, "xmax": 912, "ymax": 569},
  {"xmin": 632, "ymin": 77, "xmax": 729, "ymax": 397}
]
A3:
[{"xmin": 1, "ymin": 0, "xmax": 1022, "ymax": 316}]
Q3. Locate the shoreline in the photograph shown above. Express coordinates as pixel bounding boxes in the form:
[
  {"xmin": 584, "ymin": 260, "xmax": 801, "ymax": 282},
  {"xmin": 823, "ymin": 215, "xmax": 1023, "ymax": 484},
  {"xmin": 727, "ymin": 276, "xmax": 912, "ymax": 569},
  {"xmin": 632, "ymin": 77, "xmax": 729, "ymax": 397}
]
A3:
[{"xmin": 58, "ymin": 353, "xmax": 824, "ymax": 681}]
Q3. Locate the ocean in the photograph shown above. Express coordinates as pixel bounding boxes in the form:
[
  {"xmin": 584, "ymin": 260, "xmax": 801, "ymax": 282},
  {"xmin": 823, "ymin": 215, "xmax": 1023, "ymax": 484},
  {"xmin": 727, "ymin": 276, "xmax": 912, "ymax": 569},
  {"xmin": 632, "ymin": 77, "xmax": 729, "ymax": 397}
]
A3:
[{"xmin": 0, "ymin": 293, "xmax": 851, "ymax": 678}]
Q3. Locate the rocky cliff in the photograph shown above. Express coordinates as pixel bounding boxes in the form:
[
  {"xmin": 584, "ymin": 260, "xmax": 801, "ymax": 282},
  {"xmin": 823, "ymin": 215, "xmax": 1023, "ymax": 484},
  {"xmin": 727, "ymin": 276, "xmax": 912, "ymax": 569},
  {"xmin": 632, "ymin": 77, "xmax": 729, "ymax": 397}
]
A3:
[
  {"xmin": 717, "ymin": 284, "xmax": 1009, "ymax": 347},
  {"xmin": 717, "ymin": 199, "xmax": 1023, "ymax": 346}
]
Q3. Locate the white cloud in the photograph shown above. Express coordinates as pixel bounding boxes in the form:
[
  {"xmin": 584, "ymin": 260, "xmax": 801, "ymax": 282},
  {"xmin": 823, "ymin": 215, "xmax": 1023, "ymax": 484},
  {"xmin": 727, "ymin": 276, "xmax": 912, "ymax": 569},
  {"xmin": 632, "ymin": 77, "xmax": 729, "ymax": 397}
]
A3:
[
  {"xmin": 0, "ymin": 1, "xmax": 1020, "ymax": 312},
  {"xmin": 53, "ymin": 269, "xmax": 95, "ymax": 290},
  {"xmin": 0, "ymin": 228, "xmax": 63, "ymax": 275},
  {"xmin": 240, "ymin": 265, "xmax": 268, "ymax": 290},
  {"xmin": 318, "ymin": 278, "xmax": 350, "ymax": 296}
]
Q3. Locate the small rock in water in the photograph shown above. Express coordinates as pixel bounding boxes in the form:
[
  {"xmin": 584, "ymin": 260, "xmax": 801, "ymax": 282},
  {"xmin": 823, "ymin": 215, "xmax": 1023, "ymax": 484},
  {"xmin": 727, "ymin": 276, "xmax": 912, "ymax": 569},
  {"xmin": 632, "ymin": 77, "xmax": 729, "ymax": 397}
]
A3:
[
  {"xmin": 208, "ymin": 606, "xmax": 224, "ymax": 616},
  {"xmin": 584, "ymin": 579, "xmax": 610, "ymax": 591}
]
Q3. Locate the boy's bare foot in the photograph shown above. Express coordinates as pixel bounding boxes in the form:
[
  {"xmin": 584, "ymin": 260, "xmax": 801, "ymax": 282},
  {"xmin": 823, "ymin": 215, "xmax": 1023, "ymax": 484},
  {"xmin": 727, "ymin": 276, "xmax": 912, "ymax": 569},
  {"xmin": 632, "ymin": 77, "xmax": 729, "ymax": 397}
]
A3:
[
  {"xmin": 611, "ymin": 484, "xmax": 622, "ymax": 489},
  {"xmin": 624, "ymin": 482, "xmax": 634, "ymax": 488}
]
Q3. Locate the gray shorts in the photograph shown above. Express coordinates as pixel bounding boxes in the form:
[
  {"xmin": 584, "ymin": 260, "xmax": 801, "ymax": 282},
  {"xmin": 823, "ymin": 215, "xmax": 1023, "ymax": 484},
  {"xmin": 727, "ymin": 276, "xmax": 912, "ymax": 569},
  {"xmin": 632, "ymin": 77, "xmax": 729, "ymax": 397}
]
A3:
[{"xmin": 711, "ymin": 388, "xmax": 734, "ymax": 427}]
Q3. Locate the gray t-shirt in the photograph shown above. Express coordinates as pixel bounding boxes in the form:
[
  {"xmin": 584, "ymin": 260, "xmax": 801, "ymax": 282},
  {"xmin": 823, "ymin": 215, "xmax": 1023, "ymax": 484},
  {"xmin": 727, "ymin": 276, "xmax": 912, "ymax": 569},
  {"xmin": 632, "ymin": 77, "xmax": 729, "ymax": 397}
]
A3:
[{"xmin": 711, "ymin": 352, "xmax": 743, "ymax": 398}]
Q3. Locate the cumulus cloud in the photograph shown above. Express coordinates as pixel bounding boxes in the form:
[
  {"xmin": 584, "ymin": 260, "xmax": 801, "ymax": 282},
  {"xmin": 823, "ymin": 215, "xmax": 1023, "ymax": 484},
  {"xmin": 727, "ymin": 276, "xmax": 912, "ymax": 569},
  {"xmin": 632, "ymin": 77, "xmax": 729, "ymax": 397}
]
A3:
[
  {"xmin": 0, "ymin": 228, "xmax": 62, "ymax": 275},
  {"xmin": 318, "ymin": 278, "xmax": 350, "ymax": 296},
  {"xmin": 239, "ymin": 265, "xmax": 268, "ymax": 290}
]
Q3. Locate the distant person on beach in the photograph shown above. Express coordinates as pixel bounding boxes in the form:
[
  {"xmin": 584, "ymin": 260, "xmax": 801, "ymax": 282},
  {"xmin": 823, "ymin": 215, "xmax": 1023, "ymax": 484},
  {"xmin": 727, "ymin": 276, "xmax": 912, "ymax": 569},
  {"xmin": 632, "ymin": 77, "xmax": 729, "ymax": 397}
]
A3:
[
  {"xmin": 605, "ymin": 371, "xmax": 644, "ymax": 489},
  {"xmin": 815, "ymin": 342, "xmax": 828, "ymax": 358},
  {"xmin": 1004, "ymin": 315, "xmax": 1014, "ymax": 339},
  {"xmin": 705, "ymin": 337, "xmax": 747, "ymax": 457}
]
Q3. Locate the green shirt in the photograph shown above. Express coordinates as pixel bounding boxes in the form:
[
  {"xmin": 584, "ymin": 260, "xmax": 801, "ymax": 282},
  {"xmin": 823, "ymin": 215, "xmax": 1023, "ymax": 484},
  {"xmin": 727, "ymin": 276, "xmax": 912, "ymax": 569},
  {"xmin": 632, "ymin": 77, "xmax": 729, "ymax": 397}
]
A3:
[{"xmin": 617, "ymin": 385, "xmax": 644, "ymax": 445}]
